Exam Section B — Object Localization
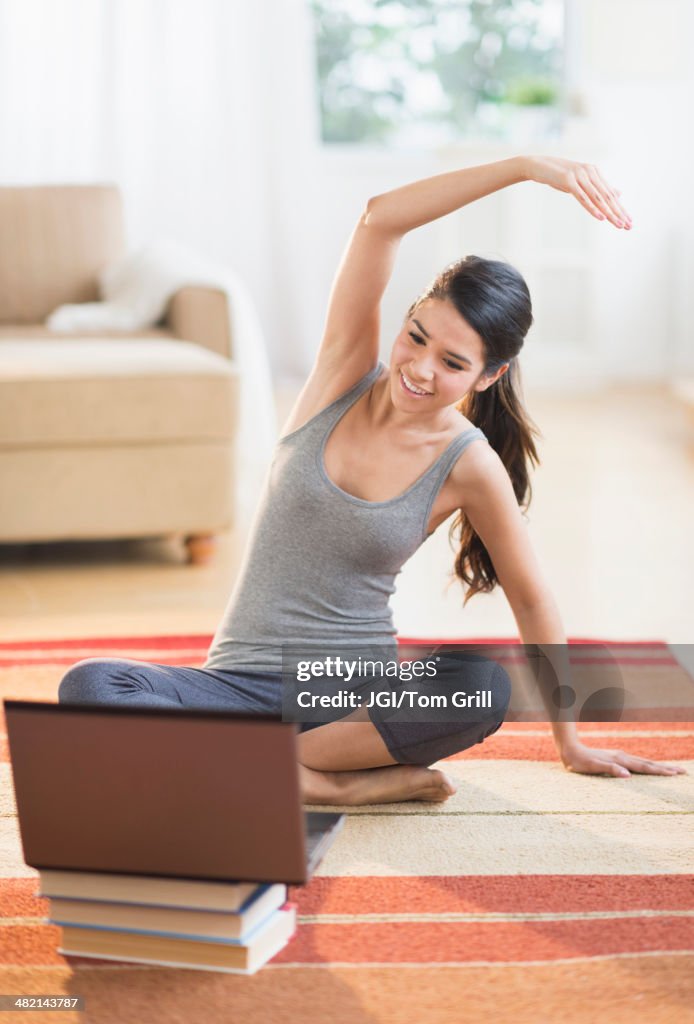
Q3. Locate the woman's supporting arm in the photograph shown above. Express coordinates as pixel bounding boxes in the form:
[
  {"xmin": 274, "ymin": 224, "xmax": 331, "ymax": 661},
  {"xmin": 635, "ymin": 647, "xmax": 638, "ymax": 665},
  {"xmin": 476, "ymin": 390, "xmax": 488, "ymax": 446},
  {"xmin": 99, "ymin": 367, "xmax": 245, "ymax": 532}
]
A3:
[
  {"xmin": 511, "ymin": 600, "xmax": 683, "ymax": 777},
  {"xmin": 455, "ymin": 442, "xmax": 684, "ymax": 777}
]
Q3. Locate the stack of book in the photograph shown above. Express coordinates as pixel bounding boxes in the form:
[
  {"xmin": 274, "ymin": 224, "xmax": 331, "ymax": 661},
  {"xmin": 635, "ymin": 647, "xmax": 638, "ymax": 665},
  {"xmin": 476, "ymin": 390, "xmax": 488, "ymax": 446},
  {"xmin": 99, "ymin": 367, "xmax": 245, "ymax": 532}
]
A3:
[{"xmin": 37, "ymin": 869, "xmax": 297, "ymax": 974}]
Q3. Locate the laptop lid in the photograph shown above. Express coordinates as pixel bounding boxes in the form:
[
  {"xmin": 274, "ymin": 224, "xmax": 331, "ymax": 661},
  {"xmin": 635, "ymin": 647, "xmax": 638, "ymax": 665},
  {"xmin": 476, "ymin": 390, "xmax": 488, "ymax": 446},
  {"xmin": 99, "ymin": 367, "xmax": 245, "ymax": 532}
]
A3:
[{"xmin": 4, "ymin": 699, "xmax": 343, "ymax": 886}]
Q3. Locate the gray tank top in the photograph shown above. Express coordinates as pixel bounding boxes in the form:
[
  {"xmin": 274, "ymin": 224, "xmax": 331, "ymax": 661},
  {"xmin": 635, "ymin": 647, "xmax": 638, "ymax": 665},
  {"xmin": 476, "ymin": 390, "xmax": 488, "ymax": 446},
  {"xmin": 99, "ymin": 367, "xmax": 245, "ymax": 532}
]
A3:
[{"xmin": 204, "ymin": 361, "xmax": 487, "ymax": 674}]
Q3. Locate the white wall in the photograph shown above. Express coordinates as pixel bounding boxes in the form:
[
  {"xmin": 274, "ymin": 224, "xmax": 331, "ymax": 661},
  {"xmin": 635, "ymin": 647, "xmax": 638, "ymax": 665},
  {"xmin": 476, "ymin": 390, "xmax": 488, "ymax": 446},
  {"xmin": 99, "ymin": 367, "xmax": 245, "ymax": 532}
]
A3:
[
  {"xmin": 303, "ymin": 0, "xmax": 694, "ymax": 387},
  {"xmin": 0, "ymin": 0, "xmax": 691, "ymax": 384},
  {"xmin": 581, "ymin": 0, "xmax": 694, "ymax": 379}
]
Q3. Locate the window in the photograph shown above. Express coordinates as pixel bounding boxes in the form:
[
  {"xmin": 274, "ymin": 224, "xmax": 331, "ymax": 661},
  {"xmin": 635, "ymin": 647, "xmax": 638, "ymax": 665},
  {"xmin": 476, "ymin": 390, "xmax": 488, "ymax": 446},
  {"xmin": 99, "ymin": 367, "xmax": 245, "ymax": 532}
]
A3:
[{"xmin": 310, "ymin": 0, "xmax": 565, "ymax": 146}]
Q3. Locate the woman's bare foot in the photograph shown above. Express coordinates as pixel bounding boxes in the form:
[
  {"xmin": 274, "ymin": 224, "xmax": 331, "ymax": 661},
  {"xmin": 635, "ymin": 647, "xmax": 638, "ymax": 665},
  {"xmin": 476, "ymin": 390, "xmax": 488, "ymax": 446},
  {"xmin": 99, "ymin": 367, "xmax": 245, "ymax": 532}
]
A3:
[{"xmin": 299, "ymin": 762, "xmax": 457, "ymax": 806}]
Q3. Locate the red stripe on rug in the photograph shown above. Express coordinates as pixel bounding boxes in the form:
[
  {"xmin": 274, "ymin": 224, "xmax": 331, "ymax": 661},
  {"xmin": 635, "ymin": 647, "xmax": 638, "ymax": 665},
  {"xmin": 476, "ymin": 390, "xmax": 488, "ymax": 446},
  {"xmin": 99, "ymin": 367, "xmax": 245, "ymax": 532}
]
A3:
[
  {"xmin": 290, "ymin": 875, "xmax": 694, "ymax": 915},
  {"xmin": 508, "ymin": 710, "xmax": 694, "ymax": 723},
  {"xmin": 3, "ymin": 659, "xmax": 684, "ymax": 672},
  {"xmin": 448, "ymin": 734, "xmax": 694, "ymax": 760},
  {"xmin": 0, "ymin": 652, "xmax": 683, "ymax": 668},
  {"xmin": 0, "ymin": 636, "xmax": 214, "ymax": 652},
  {"xmin": 0, "ymin": 656, "xmax": 210, "ymax": 668},
  {"xmin": 0, "ymin": 637, "xmax": 682, "ymax": 674},
  {"xmin": 499, "ymin": 722, "xmax": 694, "ymax": 732},
  {"xmin": 4, "ymin": 875, "xmax": 693, "ymax": 920},
  {"xmin": 0, "ymin": 636, "xmax": 671, "ymax": 651},
  {"xmin": 399, "ymin": 638, "xmax": 671, "ymax": 647}
]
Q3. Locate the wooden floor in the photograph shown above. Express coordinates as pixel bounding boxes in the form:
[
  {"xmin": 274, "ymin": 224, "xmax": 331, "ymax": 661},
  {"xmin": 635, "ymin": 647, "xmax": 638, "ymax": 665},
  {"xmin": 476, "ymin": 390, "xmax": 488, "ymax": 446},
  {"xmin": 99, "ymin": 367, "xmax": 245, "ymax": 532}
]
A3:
[{"xmin": 1, "ymin": 384, "xmax": 692, "ymax": 643}]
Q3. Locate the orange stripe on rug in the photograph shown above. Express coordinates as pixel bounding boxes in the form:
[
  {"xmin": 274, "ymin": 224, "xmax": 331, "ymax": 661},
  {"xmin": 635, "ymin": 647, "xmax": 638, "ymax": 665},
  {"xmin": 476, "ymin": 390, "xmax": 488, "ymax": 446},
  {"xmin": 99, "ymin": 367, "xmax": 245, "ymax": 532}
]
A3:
[
  {"xmin": 2, "ymin": 959, "xmax": 689, "ymax": 1024},
  {"xmin": 1, "ymin": 917, "xmax": 691, "ymax": 968},
  {"xmin": 2, "ymin": 959, "xmax": 691, "ymax": 1024},
  {"xmin": 269, "ymin": 916, "xmax": 694, "ymax": 964}
]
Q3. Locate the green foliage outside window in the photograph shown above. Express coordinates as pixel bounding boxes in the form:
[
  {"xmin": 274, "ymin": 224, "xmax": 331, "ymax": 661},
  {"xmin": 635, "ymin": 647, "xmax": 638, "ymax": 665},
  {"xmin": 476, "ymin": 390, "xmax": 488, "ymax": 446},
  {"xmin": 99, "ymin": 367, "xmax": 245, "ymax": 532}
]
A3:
[{"xmin": 310, "ymin": 0, "xmax": 564, "ymax": 145}]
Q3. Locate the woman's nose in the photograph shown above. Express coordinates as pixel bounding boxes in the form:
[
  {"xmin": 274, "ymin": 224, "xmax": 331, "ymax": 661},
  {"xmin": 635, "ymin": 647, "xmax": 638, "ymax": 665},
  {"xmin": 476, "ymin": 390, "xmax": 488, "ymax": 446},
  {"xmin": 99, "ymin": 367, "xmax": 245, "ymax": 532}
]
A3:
[{"xmin": 409, "ymin": 358, "xmax": 434, "ymax": 383}]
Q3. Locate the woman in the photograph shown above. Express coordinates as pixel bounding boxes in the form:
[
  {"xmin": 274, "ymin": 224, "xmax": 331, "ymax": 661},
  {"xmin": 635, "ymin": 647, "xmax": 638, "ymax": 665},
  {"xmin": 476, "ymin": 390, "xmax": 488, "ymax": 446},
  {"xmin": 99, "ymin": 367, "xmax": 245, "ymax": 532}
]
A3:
[{"xmin": 59, "ymin": 154, "xmax": 685, "ymax": 804}]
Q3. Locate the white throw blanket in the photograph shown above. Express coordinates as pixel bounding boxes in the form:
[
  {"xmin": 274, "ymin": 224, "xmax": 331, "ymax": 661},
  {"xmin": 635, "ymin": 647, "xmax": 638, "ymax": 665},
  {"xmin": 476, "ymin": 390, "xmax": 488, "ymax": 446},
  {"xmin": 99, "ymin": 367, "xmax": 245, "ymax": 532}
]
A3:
[{"xmin": 47, "ymin": 241, "xmax": 277, "ymax": 529}]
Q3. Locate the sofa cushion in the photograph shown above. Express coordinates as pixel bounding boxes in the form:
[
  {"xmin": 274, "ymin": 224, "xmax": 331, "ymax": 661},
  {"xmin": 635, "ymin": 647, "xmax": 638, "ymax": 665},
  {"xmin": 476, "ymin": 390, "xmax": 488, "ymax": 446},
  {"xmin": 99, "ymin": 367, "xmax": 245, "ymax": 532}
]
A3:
[
  {"xmin": 0, "ymin": 338, "xmax": 239, "ymax": 447},
  {"xmin": 0, "ymin": 324, "xmax": 173, "ymax": 341}
]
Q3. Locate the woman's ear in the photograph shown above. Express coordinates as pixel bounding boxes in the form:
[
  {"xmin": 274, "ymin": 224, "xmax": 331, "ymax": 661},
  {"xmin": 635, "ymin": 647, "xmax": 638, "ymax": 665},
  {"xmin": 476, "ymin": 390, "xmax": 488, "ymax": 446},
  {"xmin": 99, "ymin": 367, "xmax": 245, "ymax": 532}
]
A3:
[{"xmin": 473, "ymin": 363, "xmax": 510, "ymax": 393}]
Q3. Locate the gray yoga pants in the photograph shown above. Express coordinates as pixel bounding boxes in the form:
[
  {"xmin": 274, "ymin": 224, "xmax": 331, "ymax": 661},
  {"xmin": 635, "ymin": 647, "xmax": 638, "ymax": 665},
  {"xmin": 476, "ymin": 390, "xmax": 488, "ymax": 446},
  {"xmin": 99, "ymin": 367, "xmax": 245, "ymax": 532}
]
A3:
[{"xmin": 57, "ymin": 655, "xmax": 511, "ymax": 767}]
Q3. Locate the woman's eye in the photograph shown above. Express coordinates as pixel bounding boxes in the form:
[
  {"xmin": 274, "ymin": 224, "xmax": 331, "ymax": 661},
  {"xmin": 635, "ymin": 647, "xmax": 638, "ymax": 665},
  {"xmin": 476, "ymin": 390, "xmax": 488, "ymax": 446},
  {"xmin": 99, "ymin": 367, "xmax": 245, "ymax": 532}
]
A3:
[{"xmin": 408, "ymin": 331, "xmax": 464, "ymax": 370}]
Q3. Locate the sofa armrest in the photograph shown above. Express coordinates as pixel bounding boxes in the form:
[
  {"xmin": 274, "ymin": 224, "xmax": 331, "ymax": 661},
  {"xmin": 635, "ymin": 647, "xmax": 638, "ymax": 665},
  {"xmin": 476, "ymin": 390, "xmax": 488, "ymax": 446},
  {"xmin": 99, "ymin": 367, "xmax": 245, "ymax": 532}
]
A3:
[{"xmin": 165, "ymin": 285, "xmax": 233, "ymax": 360}]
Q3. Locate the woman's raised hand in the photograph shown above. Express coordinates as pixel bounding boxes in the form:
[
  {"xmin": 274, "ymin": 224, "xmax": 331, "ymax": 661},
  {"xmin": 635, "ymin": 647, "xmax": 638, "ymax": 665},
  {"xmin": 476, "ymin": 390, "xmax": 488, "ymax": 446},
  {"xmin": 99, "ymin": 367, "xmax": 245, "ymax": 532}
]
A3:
[{"xmin": 524, "ymin": 155, "xmax": 632, "ymax": 229}]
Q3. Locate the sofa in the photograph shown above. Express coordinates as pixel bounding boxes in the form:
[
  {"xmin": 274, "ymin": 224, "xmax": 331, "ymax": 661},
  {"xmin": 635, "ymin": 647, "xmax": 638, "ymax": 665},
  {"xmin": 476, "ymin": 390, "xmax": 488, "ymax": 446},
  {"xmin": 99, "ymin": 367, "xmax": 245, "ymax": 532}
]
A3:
[{"xmin": 0, "ymin": 185, "xmax": 240, "ymax": 564}]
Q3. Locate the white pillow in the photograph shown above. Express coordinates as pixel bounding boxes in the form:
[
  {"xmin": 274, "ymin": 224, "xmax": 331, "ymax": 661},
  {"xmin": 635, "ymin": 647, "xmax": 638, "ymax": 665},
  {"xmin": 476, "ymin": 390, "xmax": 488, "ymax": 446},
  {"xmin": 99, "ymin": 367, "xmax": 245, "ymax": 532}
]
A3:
[{"xmin": 47, "ymin": 240, "xmax": 215, "ymax": 332}]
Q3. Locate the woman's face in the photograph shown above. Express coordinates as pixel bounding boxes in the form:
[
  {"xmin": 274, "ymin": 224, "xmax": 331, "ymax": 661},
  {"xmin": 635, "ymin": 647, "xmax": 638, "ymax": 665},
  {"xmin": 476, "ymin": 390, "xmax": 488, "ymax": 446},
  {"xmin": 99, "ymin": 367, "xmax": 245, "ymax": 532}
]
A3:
[{"xmin": 388, "ymin": 298, "xmax": 504, "ymax": 412}]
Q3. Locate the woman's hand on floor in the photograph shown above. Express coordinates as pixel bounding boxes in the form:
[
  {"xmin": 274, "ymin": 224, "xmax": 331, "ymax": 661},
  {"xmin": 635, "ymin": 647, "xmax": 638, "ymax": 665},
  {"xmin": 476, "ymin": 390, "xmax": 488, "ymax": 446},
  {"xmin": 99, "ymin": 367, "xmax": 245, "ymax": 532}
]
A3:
[
  {"xmin": 560, "ymin": 742, "xmax": 687, "ymax": 777},
  {"xmin": 522, "ymin": 155, "xmax": 632, "ymax": 229}
]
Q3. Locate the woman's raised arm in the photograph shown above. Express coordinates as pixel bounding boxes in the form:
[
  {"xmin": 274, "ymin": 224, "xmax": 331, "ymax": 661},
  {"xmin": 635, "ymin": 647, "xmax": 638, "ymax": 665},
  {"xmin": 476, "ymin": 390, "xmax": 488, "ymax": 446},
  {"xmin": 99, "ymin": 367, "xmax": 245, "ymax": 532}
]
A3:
[
  {"xmin": 315, "ymin": 207, "xmax": 402, "ymax": 382},
  {"xmin": 316, "ymin": 155, "xmax": 630, "ymax": 372},
  {"xmin": 316, "ymin": 158, "xmax": 530, "ymax": 385},
  {"xmin": 364, "ymin": 154, "xmax": 631, "ymax": 235},
  {"xmin": 298, "ymin": 155, "xmax": 630, "ymax": 424}
]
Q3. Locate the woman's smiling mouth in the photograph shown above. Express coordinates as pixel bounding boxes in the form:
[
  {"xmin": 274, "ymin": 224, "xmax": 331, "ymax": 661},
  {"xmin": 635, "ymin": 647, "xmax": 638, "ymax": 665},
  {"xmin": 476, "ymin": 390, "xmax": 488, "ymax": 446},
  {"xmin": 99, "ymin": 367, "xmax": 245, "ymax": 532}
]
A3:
[{"xmin": 400, "ymin": 370, "xmax": 433, "ymax": 397}]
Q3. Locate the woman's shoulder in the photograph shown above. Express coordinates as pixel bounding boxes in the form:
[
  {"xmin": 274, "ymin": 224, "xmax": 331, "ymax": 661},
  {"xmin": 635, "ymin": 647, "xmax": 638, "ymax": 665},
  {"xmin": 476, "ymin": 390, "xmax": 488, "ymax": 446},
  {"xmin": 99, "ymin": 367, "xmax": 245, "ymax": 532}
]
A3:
[
  {"xmin": 448, "ymin": 407, "xmax": 488, "ymax": 447},
  {"xmin": 451, "ymin": 407, "xmax": 477, "ymax": 434},
  {"xmin": 448, "ymin": 415, "xmax": 498, "ymax": 484}
]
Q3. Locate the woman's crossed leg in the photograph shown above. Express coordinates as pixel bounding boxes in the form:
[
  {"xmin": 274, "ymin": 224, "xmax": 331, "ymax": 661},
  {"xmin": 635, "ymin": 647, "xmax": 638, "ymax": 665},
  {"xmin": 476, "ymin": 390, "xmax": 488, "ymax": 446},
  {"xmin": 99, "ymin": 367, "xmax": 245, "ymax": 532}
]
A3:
[{"xmin": 58, "ymin": 657, "xmax": 510, "ymax": 806}]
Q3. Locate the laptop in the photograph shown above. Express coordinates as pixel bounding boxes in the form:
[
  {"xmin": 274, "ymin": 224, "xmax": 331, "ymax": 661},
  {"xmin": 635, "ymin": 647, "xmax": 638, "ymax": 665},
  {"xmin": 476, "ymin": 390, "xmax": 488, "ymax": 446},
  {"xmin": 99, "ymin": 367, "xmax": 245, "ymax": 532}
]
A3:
[{"xmin": 4, "ymin": 699, "xmax": 345, "ymax": 886}]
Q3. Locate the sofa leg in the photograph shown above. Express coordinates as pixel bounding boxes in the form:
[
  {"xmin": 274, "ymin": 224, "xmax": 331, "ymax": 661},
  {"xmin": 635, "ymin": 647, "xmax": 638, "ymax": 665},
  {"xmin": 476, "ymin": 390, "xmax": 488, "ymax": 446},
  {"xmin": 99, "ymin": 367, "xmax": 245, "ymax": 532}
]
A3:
[{"xmin": 184, "ymin": 533, "xmax": 216, "ymax": 565}]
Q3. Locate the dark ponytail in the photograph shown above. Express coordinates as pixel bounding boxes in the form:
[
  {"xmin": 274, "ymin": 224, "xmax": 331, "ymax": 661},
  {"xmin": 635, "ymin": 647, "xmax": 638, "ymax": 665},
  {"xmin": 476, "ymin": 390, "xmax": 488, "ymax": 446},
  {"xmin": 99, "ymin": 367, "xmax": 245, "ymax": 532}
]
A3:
[
  {"xmin": 453, "ymin": 356, "xmax": 540, "ymax": 602},
  {"xmin": 408, "ymin": 255, "xmax": 541, "ymax": 603}
]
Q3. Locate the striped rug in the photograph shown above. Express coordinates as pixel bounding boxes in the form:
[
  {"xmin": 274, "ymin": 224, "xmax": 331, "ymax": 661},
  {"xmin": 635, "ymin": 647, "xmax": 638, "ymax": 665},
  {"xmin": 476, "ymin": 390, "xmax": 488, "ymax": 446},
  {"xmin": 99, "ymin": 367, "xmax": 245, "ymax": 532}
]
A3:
[{"xmin": 1, "ymin": 635, "xmax": 692, "ymax": 1024}]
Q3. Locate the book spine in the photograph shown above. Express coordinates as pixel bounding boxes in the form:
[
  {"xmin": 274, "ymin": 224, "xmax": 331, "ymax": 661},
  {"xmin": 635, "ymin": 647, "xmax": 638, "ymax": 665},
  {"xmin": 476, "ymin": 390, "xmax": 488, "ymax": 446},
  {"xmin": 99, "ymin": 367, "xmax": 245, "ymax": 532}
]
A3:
[
  {"xmin": 44, "ymin": 885, "xmax": 287, "ymax": 941},
  {"xmin": 36, "ymin": 871, "xmax": 267, "ymax": 911},
  {"xmin": 58, "ymin": 905, "xmax": 298, "ymax": 975},
  {"xmin": 54, "ymin": 948, "xmax": 257, "ymax": 975}
]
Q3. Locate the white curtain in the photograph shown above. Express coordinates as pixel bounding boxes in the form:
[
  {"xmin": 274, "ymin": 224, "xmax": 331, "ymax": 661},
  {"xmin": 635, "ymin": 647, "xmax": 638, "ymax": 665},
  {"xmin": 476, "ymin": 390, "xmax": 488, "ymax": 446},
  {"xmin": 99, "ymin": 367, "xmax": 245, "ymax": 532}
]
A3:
[{"xmin": 0, "ymin": 0, "xmax": 325, "ymax": 376}]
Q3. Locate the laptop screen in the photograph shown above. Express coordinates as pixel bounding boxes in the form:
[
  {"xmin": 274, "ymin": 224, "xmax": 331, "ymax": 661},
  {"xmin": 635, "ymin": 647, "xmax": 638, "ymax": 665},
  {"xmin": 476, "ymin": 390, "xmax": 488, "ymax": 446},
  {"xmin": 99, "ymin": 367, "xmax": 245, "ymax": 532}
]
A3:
[{"xmin": 5, "ymin": 700, "xmax": 311, "ymax": 885}]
